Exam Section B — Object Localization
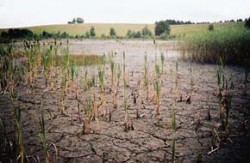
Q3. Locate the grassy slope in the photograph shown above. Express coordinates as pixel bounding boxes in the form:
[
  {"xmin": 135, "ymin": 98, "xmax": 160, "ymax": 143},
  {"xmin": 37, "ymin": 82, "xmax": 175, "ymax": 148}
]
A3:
[
  {"xmin": 29, "ymin": 23, "xmax": 210, "ymax": 37},
  {"xmin": 0, "ymin": 22, "xmax": 241, "ymax": 38},
  {"xmin": 27, "ymin": 23, "xmax": 155, "ymax": 37}
]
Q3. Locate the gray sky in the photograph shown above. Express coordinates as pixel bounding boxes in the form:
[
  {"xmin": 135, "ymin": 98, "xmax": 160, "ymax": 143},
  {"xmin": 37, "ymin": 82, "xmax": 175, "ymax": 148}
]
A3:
[{"xmin": 0, "ymin": 0, "xmax": 249, "ymax": 28}]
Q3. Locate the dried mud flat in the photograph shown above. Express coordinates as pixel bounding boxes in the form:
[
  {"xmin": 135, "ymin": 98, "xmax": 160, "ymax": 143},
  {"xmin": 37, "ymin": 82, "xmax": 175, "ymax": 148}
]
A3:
[{"xmin": 1, "ymin": 40, "xmax": 250, "ymax": 163}]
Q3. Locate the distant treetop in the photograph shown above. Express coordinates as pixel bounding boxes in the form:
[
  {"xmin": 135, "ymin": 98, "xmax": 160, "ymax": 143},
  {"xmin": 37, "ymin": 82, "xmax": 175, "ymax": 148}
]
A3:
[
  {"xmin": 155, "ymin": 19, "xmax": 194, "ymax": 25},
  {"xmin": 68, "ymin": 17, "xmax": 84, "ymax": 24}
]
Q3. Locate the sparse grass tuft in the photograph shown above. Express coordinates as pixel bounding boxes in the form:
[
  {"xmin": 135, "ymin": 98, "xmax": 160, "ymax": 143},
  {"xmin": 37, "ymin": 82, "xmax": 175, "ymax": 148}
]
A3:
[
  {"xmin": 143, "ymin": 54, "xmax": 149, "ymax": 100},
  {"xmin": 38, "ymin": 108, "xmax": 50, "ymax": 163},
  {"xmin": 171, "ymin": 104, "xmax": 176, "ymax": 163},
  {"xmin": 160, "ymin": 52, "xmax": 165, "ymax": 74},
  {"xmin": 155, "ymin": 80, "xmax": 161, "ymax": 115},
  {"xmin": 14, "ymin": 104, "xmax": 26, "ymax": 163}
]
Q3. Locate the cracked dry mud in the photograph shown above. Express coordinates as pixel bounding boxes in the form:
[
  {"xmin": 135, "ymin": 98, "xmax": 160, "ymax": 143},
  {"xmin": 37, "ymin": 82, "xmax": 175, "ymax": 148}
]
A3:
[{"xmin": 1, "ymin": 40, "xmax": 250, "ymax": 163}]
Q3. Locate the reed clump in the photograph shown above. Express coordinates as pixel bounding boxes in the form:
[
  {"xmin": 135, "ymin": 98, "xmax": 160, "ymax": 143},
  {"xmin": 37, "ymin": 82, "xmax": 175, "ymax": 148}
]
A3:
[{"xmin": 180, "ymin": 23, "xmax": 250, "ymax": 65}]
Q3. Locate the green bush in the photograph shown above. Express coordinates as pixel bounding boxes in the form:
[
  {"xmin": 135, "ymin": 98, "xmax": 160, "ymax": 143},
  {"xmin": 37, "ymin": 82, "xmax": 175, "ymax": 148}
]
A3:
[
  {"xmin": 101, "ymin": 34, "xmax": 107, "ymax": 39},
  {"xmin": 85, "ymin": 31, "xmax": 90, "ymax": 38},
  {"xmin": 126, "ymin": 30, "xmax": 133, "ymax": 38},
  {"xmin": 159, "ymin": 32, "xmax": 171, "ymax": 39},
  {"xmin": 208, "ymin": 24, "xmax": 214, "ymax": 31},
  {"xmin": 142, "ymin": 26, "xmax": 152, "ymax": 38},
  {"xmin": 126, "ymin": 30, "xmax": 141, "ymax": 38}
]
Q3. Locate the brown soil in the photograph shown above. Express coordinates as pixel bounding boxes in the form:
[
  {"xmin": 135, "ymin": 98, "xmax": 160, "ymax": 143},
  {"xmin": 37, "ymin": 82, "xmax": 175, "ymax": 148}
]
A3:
[{"xmin": 1, "ymin": 40, "xmax": 250, "ymax": 163}]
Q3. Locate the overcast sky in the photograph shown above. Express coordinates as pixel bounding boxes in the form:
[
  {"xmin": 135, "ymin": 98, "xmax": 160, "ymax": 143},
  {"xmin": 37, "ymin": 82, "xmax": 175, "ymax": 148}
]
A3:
[{"xmin": 0, "ymin": 0, "xmax": 249, "ymax": 28}]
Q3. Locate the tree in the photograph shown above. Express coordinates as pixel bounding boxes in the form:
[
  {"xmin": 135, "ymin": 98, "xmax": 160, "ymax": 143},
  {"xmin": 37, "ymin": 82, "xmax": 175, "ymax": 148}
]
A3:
[
  {"xmin": 164, "ymin": 19, "xmax": 193, "ymax": 25},
  {"xmin": 76, "ymin": 17, "xmax": 84, "ymax": 24},
  {"xmin": 208, "ymin": 24, "xmax": 214, "ymax": 31},
  {"xmin": 68, "ymin": 17, "xmax": 84, "ymax": 24},
  {"xmin": 68, "ymin": 18, "xmax": 76, "ymax": 24},
  {"xmin": 142, "ymin": 26, "xmax": 152, "ymax": 38},
  {"xmin": 90, "ymin": 26, "xmax": 96, "ymax": 37},
  {"xmin": 245, "ymin": 17, "xmax": 250, "ymax": 29},
  {"xmin": 155, "ymin": 21, "xmax": 170, "ymax": 36},
  {"xmin": 237, "ymin": 19, "xmax": 243, "ymax": 22},
  {"xmin": 109, "ymin": 27, "xmax": 116, "ymax": 37}
]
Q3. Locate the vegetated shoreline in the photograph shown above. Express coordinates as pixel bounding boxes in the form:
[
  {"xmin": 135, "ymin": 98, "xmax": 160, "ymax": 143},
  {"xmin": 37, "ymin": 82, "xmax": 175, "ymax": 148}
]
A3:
[
  {"xmin": 4, "ymin": 37, "xmax": 250, "ymax": 67},
  {"xmin": 1, "ymin": 21, "xmax": 250, "ymax": 67}
]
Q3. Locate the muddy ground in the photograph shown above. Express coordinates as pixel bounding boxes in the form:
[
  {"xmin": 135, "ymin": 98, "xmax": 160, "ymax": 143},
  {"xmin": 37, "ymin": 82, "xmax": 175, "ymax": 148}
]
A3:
[{"xmin": 0, "ymin": 40, "xmax": 250, "ymax": 163}]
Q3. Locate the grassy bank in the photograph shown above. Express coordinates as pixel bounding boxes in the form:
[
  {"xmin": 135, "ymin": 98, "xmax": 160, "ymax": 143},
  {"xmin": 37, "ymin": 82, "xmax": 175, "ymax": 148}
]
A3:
[{"xmin": 180, "ymin": 22, "xmax": 250, "ymax": 65}]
